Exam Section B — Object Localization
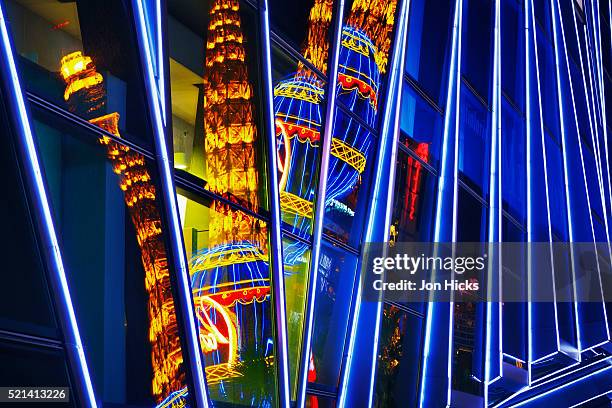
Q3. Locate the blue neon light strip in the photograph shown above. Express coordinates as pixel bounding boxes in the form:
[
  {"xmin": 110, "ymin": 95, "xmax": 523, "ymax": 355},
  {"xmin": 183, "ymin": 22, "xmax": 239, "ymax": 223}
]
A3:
[
  {"xmin": 295, "ymin": 2, "xmax": 346, "ymax": 407},
  {"xmin": 0, "ymin": 3, "xmax": 97, "ymax": 407},
  {"xmin": 419, "ymin": 0, "xmax": 462, "ymax": 405},
  {"xmin": 132, "ymin": 1, "xmax": 211, "ymax": 406},
  {"xmin": 259, "ymin": 1, "xmax": 292, "ymax": 406},
  {"xmin": 485, "ymin": 0, "xmax": 502, "ymax": 402}
]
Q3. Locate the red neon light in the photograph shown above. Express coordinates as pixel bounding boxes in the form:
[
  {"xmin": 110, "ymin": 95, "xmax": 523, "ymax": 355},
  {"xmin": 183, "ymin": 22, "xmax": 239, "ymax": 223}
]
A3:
[
  {"xmin": 402, "ymin": 142, "xmax": 429, "ymax": 223},
  {"xmin": 52, "ymin": 20, "xmax": 70, "ymax": 30},
  {"xmin": 338, "ymin": 73, "xmax": 377, "ymax": 109},
  {"xmin": 275, "ymin": 120, "xmax": 320, "ymax": 144}
]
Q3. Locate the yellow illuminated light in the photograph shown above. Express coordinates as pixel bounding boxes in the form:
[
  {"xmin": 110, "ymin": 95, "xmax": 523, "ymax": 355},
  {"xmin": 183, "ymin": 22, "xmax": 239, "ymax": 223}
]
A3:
[
  {"xmin": 60, "ymin": 51, "xmax": 92, "ymax": 79},
  {"xmin": 330, "ymin": 137, "xmax": 367, "ymax": 173},
  {"xmin": 190, "ymin": 247, "xmax": 267, "ymax": 273},
  {"xmin": 297, "ymin": 0, "xmax": 333, "ymax": 78},
  {"xmin": 280, "ymin": 191, "xmax": 314, "ymax": 219},
  {"xmin": 196, "ymin": 297, "xmax": 235, "ymax": 359},
  {"xmin": 60, "ymin": 51, "xmax": 104, "ymax": 101}
]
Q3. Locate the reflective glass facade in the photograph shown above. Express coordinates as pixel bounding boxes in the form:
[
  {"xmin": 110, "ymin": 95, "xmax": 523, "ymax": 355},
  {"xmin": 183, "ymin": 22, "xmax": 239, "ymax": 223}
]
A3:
[{"xmin": 0, "ymin": 0, "xmax": 611, "ymax": 407}]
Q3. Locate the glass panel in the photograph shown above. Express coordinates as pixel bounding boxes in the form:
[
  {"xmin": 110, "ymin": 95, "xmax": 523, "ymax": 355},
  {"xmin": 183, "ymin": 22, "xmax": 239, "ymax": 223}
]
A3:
[
  {"xmin": 390, "ymin": 147, "xmax": 437, "ymax": 243},
  {"xmin": 5, "ymin": 0, "xmax": 152, "ymax": 147},
  {"xmin": 33, "ymin": 108, "xmax": 191, "ymax": 407},
  {"xmin": 456, "ymin": 186, "xmax": 488, "ymax": 242},
  {"xmin": 322, "ymin": 0, "xmax": 403, "ymax": 245},
  {"xmin": 168, "ymin": 0, "xmax": 269, "ymax": 212},
  {"xmin": 399, "ymin": 83, "xmax": 443, "ymax": 170},
  {"xmin": 373, "ymin": 304, "xmax": 423, "ymax": 408},
  {"xmin": 458, "ymin": 84, "xmax": 491, "ymax": 196},
  {"xmin": 544, "ymin": 133, "xmax": 569, "ymax": 240},
  {"xmin": 274, "ymin": 49, "xmax": 327, "ymax": 240},
  {"xmin": 309, "ymin": 240, "xmax": 358, "ymax": 388},
  {"xmin": 453, "ymin": 187, "xmax": 487, "ymax": 396},
  {"xmin": 405, "ymin": 0, "xmax": 454, "ymax": 104},
  {"xmin": 462, "ymin": 0, "xmax": 493, "ymax": 103},
  {"xmin": 177, "ymin": 188, "xmax": 278, "ymax": 406},
  {"xmin": 501, "ymin": 0, "xmax": 525, "ymax": 111},
  {"xmin": 535, "ymin": 26, "xmax": 561, "ymax": 142},
  {"xmin": 269, "ymin": 0, "xmax": 335, "ymax": 76},
  {"xmin": 282, "ymin": 235, "xmax": 312, "ymax": 399},
  {"xmin": 270, "ymin": 0, "xmax": 333, "ymax": 245},
  {"xmin": 0, "ymin": 113, "xmax": 58, "ymax": 339},
  {"xmin": 501, "ymin": 97, "xmax": 526, "ymax": 225},
  {"xmin": 0, "ymin": 342, "xmax": 75, "ymax": 407}
]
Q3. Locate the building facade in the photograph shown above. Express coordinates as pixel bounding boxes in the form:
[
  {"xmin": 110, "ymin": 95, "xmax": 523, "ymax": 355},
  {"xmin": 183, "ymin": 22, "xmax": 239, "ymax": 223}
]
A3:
[{"xmin": 0, "ymin": 0, "xmax": 610, "ymax": 407}]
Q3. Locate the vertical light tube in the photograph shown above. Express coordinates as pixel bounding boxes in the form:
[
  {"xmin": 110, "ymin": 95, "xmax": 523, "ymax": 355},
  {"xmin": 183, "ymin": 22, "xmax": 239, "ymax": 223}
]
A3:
[
  {"xmin": 485, "ymin": 0, "xmax": 502, "ymax": 404},
  {"xmin": 549, "ymin": 0, "xmax": 579, "ymax": 356},
  {"xmin": 553, "ymin": 0, "xmax": 611, "ymax": 343},
  {"xmin": 337, "ymin": 0, "xmax": 411, "ymax": 406},
  {"xmin": 295, "ymin": 1, "xmax": 345, "ymax": 407},
  {"xmin": 419, "ymin": 0, "xmax": 462, "ymax": 405},
  {"xmin": 131, "ymin": 1, "xmax": 210, "ymax": 406},
  {"xmin": 365, "ymin": 2, "xmax": 411, "ymax": 405},
  {"xmin": 525, "ymin": 0, "xmax": 533, "ymax": 386},
  {"xmin": 0, "ymin": 3, "xmax": 97, "ymax": 407},
  {"xmin": 258, "ymin": 1, "xmax": 291, "ymax": 406},
  {"xmin": 529, "ymin": 0, "xmax": 564, "ymax": 354}
]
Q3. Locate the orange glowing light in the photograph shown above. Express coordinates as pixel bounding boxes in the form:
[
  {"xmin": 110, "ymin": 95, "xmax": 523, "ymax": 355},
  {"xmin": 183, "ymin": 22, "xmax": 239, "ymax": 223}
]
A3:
[
  {"xmin": 203, "ymin": 0, "xmax": 265, "ymax": 247},
  {"xmin": 346, "ymin": 0, "xmax": 399, "ymax": 73},
  {"xmin": 61, "ymin": 52, "xmax": 185, "ymax": 403}
]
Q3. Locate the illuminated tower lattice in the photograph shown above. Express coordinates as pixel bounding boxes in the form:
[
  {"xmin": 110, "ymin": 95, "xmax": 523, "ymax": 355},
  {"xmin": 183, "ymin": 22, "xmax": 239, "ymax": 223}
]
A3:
[
  {"xmin": 188, "ymin": 0, "xmax": 274, "ymax": 402},
  {"xmin": 60, "ymin": 51, "xmax": 185, "ymax": 405}
]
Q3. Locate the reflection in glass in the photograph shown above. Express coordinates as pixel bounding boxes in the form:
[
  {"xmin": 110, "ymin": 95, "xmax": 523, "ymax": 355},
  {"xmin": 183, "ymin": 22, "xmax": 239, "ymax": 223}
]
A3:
[
  {"xmin": 274, "ymin": 0, "xmax": 332, "ymax": 242},
  {"xmin": 282, "ymin": 236, "xmax": 312, "ymax": 398},
  {"xmin": 373, "ymin": 305, "xmax": 423, "ymax": 408},
  {"xmin": 274, "ymin": 0, "xmax": 401, "ymax": 247},
  {"xmin": 374, "ymin": 305, "xmax": 408, "ymax": 407},
  {"xmin": 6, "ymin": 0, "xmax": 151, "ymax": 145},
  {"xmin": 33, "ymin": 109, "xmax": 189, "ymax": 406},
  {"xmin": 168, "ymin": 0, "xmax": 267, "ymax": 213},
  {"xmin": 323, "ymin": 0, "xmax": 400, "ymax": 244},
  {"xmin": 306, "ymin": 394, "xmax": 337, "ymax": 408},
  {"xmin": 399, "ymin": 84, "xmax": 442, "ymax": 169},
  {"xmin": 178, "ymin": 190, "xmax": 277, "ymax": 406},
  {"xmin": 390, "ymin": 144, "xmax": 435, "ymax": 244},
  {"xmin": 309, "ymin": 241, "xmax": 358, "ymax": 387}
]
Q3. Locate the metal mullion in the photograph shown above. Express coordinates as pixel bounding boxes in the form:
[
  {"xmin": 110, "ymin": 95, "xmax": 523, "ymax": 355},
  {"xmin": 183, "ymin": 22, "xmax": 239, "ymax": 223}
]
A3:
[
  {"xmin": 0, "ymin": 329, "xmax": 64, "ymax": 351},
  {"xmin": 404, "ymin": 73, "xmax": 445, "ymax": 114}
]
